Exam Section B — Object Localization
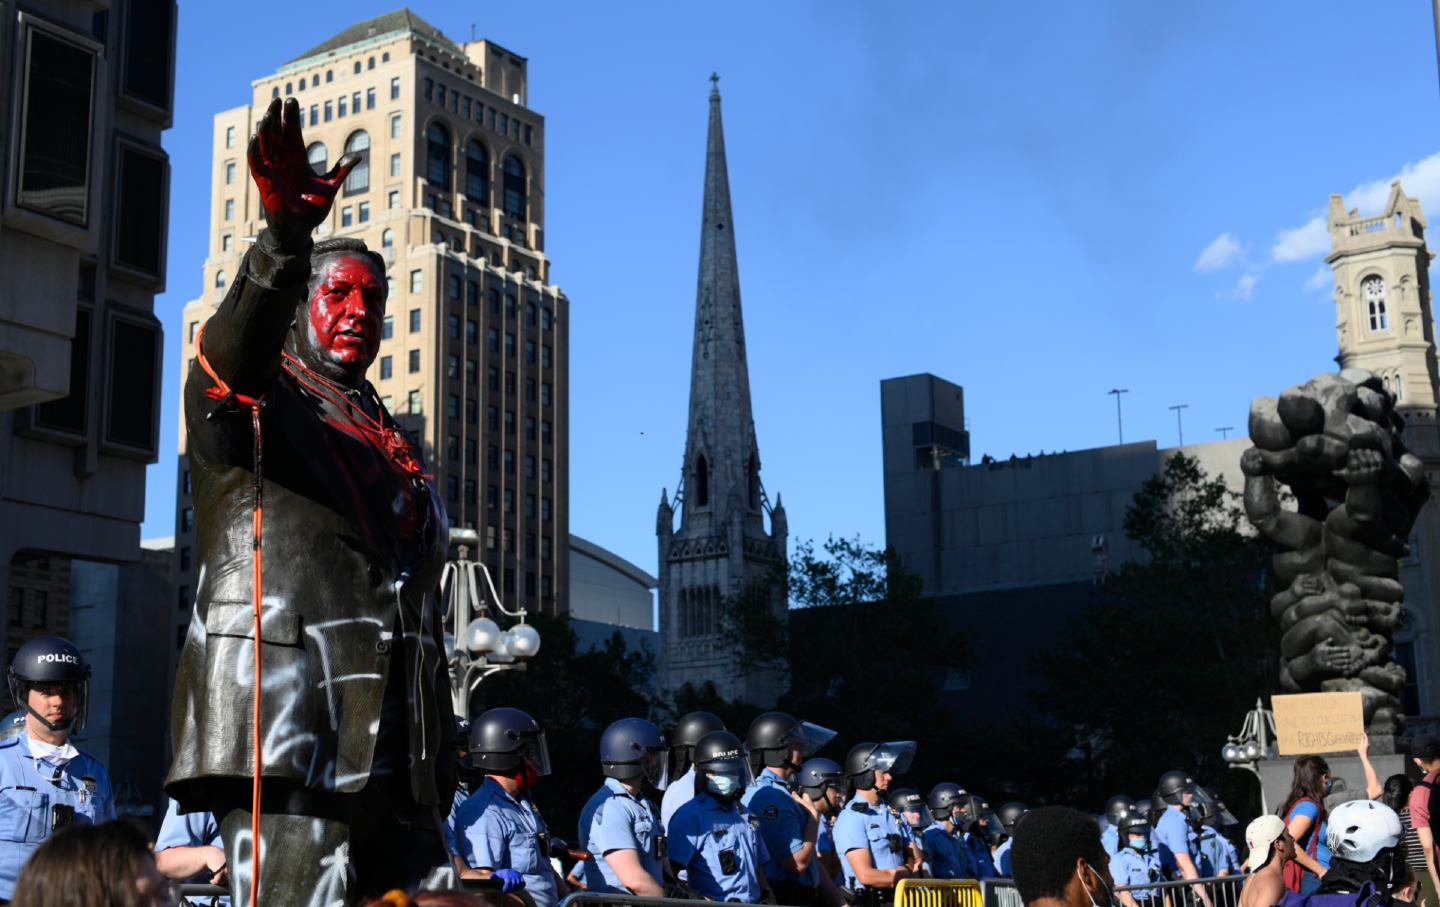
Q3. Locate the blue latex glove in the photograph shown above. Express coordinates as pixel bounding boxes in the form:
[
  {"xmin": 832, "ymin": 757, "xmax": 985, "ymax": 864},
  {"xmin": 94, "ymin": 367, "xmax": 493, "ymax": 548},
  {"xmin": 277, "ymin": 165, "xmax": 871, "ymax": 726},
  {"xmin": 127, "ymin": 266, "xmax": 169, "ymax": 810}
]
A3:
[{"xmin": 493, "ymin": 868, "xmax": 527, "ymax": 893}]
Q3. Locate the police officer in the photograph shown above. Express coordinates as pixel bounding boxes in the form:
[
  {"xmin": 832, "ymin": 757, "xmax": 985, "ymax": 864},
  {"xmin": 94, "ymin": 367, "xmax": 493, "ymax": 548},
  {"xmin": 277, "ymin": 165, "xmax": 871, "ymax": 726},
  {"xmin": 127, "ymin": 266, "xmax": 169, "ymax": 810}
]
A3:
[
  {"xmin": 577, "ymin": 718, "xmax": 667, "ymax": 896},
  {"xmin": 833, "ymin": 741, "xmax": 918, "ymax": 903},
  {"xmin": 1109, "ymin": 812, "xmax": 1163, "ymax": 907},
  {"xmin": 797, "ymin": 758, "xmax": 846, "ymax": 885},
  {"xmin": 667, "ymin": 730, "xmax": 770, "ymax": 902},
  {"xmin": 1191, "ymin": 788, "xmax": 1239, "ymax": 877},
  {"xmin": 742, "ymin": 711, "xmax": 839, "ymax": 906},
  {"xmin": 155, "ymin": 797, "xmax": 228, "ymax": 906},
  {"xmin": 992, "ymin": 802, "xmax": 1028, "ymax": 877},
  {"xmin": 0, "ymin": 635, "xmax": 113, "ymax": 901},
  {"xmin": 1153, "ymin": 770, "xmax": 1213, "ymax": 907},
  {"xmin": 661, "ymin": 711, "xmax": 725, "ymax": 830},
  {"xmin": 956, "ymin": 794, "xmax": 999, "ymax": 879},
  {"xmin": 922, "ymin": 783, "xmax": 973, "ymax": 880},
  {"xmin": 1102, "ymin": 795, "xmax": 1135, "ymax": 857},
  {"xmin": 888, "ymin": 789, "xmax": 930, "ymax": 873},
  {"xmin": 452, "ymin": 707, "xmax": 567, "ymax": 907}
]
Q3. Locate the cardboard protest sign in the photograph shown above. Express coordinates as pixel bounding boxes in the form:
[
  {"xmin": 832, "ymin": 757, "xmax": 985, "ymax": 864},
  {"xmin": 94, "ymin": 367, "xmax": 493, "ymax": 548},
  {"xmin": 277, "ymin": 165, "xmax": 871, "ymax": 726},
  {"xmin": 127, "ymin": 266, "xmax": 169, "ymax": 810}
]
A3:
[{"xmin": 1271, "ymin": 692, "xmax": 1364, "ymax": 756}]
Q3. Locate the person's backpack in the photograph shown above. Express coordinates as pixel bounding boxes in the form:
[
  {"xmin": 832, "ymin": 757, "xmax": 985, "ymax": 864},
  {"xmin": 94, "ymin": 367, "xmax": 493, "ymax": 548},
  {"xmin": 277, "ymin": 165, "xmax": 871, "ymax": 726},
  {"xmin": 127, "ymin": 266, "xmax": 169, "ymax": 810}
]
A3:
[
  {"xmin": 1278, "ymin": 881, "xmax": 1386, "ymax": 907},
  {"xmin": 1283, "ymin": 798, "xmax": 1324, "ymax": 893}
]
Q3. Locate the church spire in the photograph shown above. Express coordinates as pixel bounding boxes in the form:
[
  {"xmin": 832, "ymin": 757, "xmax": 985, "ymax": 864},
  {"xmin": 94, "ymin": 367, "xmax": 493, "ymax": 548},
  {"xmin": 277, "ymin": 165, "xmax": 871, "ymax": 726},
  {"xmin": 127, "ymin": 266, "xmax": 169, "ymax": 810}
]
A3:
[{"xmin": 681, "ymin": 75, "xmax": 761, "ymax": 529}]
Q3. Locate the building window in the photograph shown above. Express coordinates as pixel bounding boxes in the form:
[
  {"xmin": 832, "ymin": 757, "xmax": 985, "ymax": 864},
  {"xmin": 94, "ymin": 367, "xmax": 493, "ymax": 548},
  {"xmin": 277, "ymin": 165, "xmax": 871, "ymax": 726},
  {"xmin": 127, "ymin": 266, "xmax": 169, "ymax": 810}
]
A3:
[
  {"xmin": 407, "ymin": 390, "xmax": 421, "ymax": 414},
  {"xmin": 357, "ymin": 201, "xmax": 369, "ymax": 223},
  {"xmin": 427, "ymin": 121, "xmax": 452, "ymax": 189},
  {"xmin": 437, "ymin": 84, "xmax": 446, "ymax": 106},
  {"xmin": 214, "ymin": 270, "xmax": 227, "ymax": 289},
  {"xmin": 488, "ymin": 367, "xmax": 500, "ymax": 391},
  {"xmin": 466, "ymin": 399, "xmax": 477, "ymax": 424},
  {"xmin": 463, "ymin": 439, "xmax": 476, "ymax": 465},
  {"xmin": 446, "ymin": 354, "xmax": 459, "ymax": 379},
  {"xmin": 541, "ymin": 460, "xmax": 551, "ymax": 484},
  {"xmin": 221, "ymin": 233, "xmax": 232, "ymax": 252},
  {"xmin": 225, "ymin": 161, "xmax": 235, "ymax": 184},
  {"xmin": 505, "ymin": 409, "xmax": 516, "ymax": 436},
  {"xmin": 390, "ymin": 76, "xmax": 400, "ymax": 100},
  {"xmin": 224, "ymin": 199, "xmax": 234, "ymax": 220},
  {"xmin": 526, "ymin": 377, "xmax": 536, "ymax": 402},
  {"xmin": 341, "ymin": 206, "xmax": 353, "ymax": 227},
  {"xmin": 504, "ymin": 489, "xmax": 514, "ymax": 513},
  {"xmin": 338, "ymin": 96, "xmax": 347, "ymax": 118},
  {"xmin": 35, "ymin": 306, "xmax": 91, "ymax": 434},
  {"xmin": 448, "ymin": 274, "xmax": 461, "ymax": 300},
  {"xmin": 389, "ymin": 152, "xmax": 401, "ymax": 178},
  {"xmin": 542, "ymin": 345, "xmax": 552, "ymax": 368},
  {"xmin": 525, "ymin": 340, "xmax": 536, "ymax": 364},
  {"xmin": 390, "ymin": 113, "xmax": 402, "ymax": 139},
  {"xmin": 343, "ymin": 130, "xmax": 370, "ymax": 194},
  {"xmin": 409, "ymin": 308, "xmax": 421, "ymax": 331},
  {"xmin": 114, "ymin": 142, "xmax": 169, "ymax": 276},
  {"xmin": 502, "ymin": 155, "xmax": 527, "ymax": 220},
  {"xmin": 504, "ymin": 333, "xmax": 515, "ymax": 357},
  {"xmin": 379, "ymin": 355, "xmax": 392, "ymax": 379},
  {"xmin": 310, "ymin": 103, "xmax": 319, "ymax": 124},
  {"xmin": 410, "ymin": 271, "xmax": 422, "ymax": 294},
  {"xmin": 105, "ymin": 314, "xmax": 159, "ymax": 452},
  {"xmin": 381, "ymin": 228, "xmax": 394, "ymax": 248},
  {"xmin": 447, "ymin": 314, "xmax": 460, "ymax": 338},
  {"xmin": 487, "ymin": 405, "xmax": 499, "ymax": 431},
  {"xmin": 324, "ymin": 100, "xmax": 332, "ymax": 121},
  {"xmin": 466, "ymin": 140, "xmax": 490, "ymax": 204},
  {"xmin": 353, "ymin": 61, "xmax": 361, "ymax": 74},
  {"xmin": 366, "ymin": 87, "xmax": 375, "ymax": 109},
  {"xmin": 326, "ymin": 69, "xmax": 333, "ymax": 83},
  {"xmin": 466, "ymin": 359, "xmax": 477, "ymax": 386},
  {"xmin": 504, "ymin": 450, "xmax": 515, "ymax": 475},
  {"xmin": 488, "ymin": 445, "xmax": 499, "ymax": 470},
  {"xmin": 542, "ymin": 383, "xmax": 552, "ymax": 406},
  {"xmin": 466, "ymin": 281, "xmax": 479, "ymax": 307},
  {"xmin": 388, "ymin": 189, "xmax": 400, "ymax": 209},
  {"xmin": 542, "ymin": 498, "xmax": 551, "ymax": 521},
  {"xmin": 487, "ymin": 288, "xmax": 501, "ymax": 313},
  {"xmin": 505, "ymin": 294, "xmax": 517, "ymax": 318},
  {"xmin": 352, "ymin": 91, "xmax": 361, "ymax": 114},
  {"xmin": 487, "ymin": 328, "xmax": 499, "ymax": 352},
  {"xmin": 225, "ymin": 125, "xmax": 236, "ymax": 148},
  {"xmin": 466, "ymin": 320, "xmax": 478, "ymax": 345},
  {"xmin": 542, "ymin": 420, "xmax": 552, "ymax": 444},
  {"xmin": 541, "ymin": 307, "xmax": 552, "ymax": 330},
  {"xmin": 447, "ymin": 395, "xmax": 459, "ymax": 419},
  {"xmin": 1364, "ymin": 276, "xmax": 1389, "ymax": 331},
  {"xmin": 525, "ymin": 454, "xmax": 536, "ymax": 479},
  {"xmin": 307, "ymin": 141, "xmax": 327, "ymax": 174},
  {"xmin": 446, "ymin": 476, "xmax": 458, "ymax": 502}
]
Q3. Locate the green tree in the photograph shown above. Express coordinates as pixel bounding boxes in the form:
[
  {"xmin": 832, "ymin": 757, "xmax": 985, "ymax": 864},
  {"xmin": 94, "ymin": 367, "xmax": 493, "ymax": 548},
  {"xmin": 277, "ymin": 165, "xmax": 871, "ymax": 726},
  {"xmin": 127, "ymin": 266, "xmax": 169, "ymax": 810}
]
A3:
[{"xmin": 1028, "ymin": 452, "xmax": 1277, "ymax": 811}]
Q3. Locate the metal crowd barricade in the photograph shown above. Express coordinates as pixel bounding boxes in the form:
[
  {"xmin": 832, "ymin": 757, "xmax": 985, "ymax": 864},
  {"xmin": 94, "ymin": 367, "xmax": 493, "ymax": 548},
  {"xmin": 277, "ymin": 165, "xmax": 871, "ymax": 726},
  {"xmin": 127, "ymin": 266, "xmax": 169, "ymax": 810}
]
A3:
[
  {"xmin": 559, "ymin": 892, "xmax": 808, "ymax": 907},
  {"xmin": 981, "ymin": 874, "xmax": 1246, "ymax": 907},
  {"xmin": 176, "ymin": 883, "xmax": 229, "ymax": 905},
  {"xmin": 895, "ymin": 878, "xmax": 984, "ymax": 907}
]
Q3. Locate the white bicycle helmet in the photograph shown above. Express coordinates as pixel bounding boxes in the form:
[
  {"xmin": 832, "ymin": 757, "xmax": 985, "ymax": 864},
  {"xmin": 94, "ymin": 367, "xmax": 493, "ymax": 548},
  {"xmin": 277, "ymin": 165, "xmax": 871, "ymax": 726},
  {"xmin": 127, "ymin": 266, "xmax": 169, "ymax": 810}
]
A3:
[{"xmin": 1327, "ymin": 800, "xmax": 1403, "ymax": 863}]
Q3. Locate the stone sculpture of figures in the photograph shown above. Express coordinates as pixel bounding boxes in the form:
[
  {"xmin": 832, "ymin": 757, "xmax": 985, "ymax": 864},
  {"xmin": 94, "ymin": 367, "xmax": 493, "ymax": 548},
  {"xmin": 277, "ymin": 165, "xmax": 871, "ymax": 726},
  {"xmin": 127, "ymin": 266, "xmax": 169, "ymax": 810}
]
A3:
[
  {"xmin": 1243, "ymin": 368, "xmax": 1428, "ymax": 738},
  {"xmin": 166, "ymin": 98, "xmax": 457, "ymax": 905}
]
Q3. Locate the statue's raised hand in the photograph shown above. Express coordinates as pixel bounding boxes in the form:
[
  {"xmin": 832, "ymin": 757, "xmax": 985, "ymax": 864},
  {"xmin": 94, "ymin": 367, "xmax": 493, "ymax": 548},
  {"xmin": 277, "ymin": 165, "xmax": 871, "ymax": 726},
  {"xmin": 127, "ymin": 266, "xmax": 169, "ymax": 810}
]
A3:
[{"xmin": 248, "ymin": 97, "xmax": 358, "ymax": 247}]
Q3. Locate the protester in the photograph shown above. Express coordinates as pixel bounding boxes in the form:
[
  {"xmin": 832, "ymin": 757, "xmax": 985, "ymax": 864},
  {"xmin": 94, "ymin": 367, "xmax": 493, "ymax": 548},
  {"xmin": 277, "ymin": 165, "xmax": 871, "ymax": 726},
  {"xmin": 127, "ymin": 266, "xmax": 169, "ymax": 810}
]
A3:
[
  {"xmin": 667, "ymin": 730, "xmax": 770, "ymax": 902},
  {"xmin": 1011, "ymin": 805, "xmax": 1113, "ymax": 907},
  {"xmin": 0, "ymin": 636, "xmax": 115, "ymax": 900},
  {"xmin": 923, "ymin": 783, "xmax": 974, "ymax": 880},
  {"xmin": 576, "ymin": 718, "xmax": 667, "ymax": 896},
  {"xmin": 153, "ymin": 797, "xmax": 227, "ymax": 905},
  {"xmin": 1311, "ymin": 799, "xmax": 1405, "ymax": 903},
  {"xmin": 1410, "ymin": 735, "xmax": 1440, "ymax": 902},
  {"xmin": 1281, "ymin": 755, "xmax": 1334, "ymax": 894},
  {"xmin": 834, "ymin": 741, "xmax": 919, "ymax": 900},
  {"xmin": 1325, "ymin": 736, "xmax": 1384, "ymax": 811},
  {"xmin": 1240, "ymin": 815, "xmax": 1294, "ymax": 907},
  {"xmin": 451, "ymin": 708, "xmax": 567, "ymax": 907},
  {"xmin": 742, "ymin": 712, "xmax": 838, "ymax": 906},
  {"xmin": 1385, "ymin": 775, "xmax": 1429, "ymax": 902},
  {"xmin": 12, "ymin": 820, "xmax": 173, "ymax": 907}
]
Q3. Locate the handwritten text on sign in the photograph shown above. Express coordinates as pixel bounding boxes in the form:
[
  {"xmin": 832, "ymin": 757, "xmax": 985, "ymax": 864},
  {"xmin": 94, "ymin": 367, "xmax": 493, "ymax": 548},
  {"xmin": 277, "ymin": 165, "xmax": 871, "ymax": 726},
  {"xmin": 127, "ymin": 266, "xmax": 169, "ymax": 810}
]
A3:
[{"xmin": 1271, "ymin": 692, "xmax": 1364, "ymax": 756}]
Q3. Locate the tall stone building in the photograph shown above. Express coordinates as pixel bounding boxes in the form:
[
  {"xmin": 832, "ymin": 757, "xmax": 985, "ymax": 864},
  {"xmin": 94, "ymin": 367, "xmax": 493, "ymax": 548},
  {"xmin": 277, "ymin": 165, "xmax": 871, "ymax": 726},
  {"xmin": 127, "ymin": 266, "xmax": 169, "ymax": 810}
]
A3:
[
  {"xmin": 1324, "ymin": 183, "xmax": 1440, "ymax": 715},
  {"xmin": 171, "ymin": 10, "xmax": 571, "ymax": 676},
  {"xmin": 657, "ymin": 80, "xmax": 788, "ymax": 705}
]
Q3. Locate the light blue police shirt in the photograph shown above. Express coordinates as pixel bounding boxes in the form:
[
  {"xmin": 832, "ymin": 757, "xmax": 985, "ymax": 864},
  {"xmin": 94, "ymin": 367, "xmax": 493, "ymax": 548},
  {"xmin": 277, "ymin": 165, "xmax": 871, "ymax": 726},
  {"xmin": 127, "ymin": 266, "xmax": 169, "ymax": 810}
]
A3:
[
  {"xmin": 1154, "ymin": 807, "xmax": 1198, "ymax": 879},
  {"xmin": 993, "ymin": 838, "xmax": 1014, "ymax": 877},
  {"xmin": 922, "ymin": 824, "xmax": 971, "ymax": 879},
  {"xmin": 1102, "ymin": 823, "xmax": 1120, "ymax": 857},
  {"xmin": 579, "ymin": 777, "xmax": 663, "ymax": 893},
  {"xmin": 1198, "ymin": 828, "xmax": 1238, "ymax": 876},
  {"xmin": 833, "ymin": 794, "xmax": 908, "ymax": 889},
  {"xmin": 453, "ymin": 777, "xmax": 557, "ymax": 907},
  {"xmin": 743, "ymin": 768, "xmax": 819, "ymax": 888},
  {"xmin": 668, "ymin": 791, "xmax": 770, "ymax": 902},
  {"xmin": 1110, "ymin": 845, "xmax": 1163, "ymax": 900},
  {"xmin": 155, "ymin": 798, "xmax": 228, "ymax": 906},
  {"xmin": 0, "ymin": 733, "xmax": 114, "ymax": 900}
]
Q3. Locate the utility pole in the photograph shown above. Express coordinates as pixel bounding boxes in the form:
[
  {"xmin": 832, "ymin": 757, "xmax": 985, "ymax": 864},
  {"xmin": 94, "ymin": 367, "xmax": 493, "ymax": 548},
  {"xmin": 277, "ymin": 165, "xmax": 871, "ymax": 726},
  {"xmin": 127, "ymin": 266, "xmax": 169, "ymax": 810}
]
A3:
[
  {"xmin": 1216, "ymin": 426, "xmax": 1234, "ymax": 440},
  {"xmin": 1169, "ymin": 403, "xmax": 1189, "ymax": 446},
  {"xmin": 1108, "ymin": 389, "xmax": 1129, "ymax": 444}
]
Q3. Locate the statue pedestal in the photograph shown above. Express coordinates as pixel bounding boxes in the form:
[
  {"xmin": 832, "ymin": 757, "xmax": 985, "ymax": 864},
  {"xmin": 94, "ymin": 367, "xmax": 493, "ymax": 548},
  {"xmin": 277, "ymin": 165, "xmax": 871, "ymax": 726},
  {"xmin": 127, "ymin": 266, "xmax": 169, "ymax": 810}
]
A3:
[{"xmin": 1255, "ymin": 750, "xmax": 1406, "ymax": 813}]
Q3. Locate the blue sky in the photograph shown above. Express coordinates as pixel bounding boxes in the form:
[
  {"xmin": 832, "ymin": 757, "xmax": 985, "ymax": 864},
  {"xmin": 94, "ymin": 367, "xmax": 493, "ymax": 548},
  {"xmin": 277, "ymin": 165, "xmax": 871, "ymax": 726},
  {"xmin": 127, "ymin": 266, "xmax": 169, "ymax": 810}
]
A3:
[{"xmin": 144, "ymin": 1, "xmax": 1440, "ymax": 575}]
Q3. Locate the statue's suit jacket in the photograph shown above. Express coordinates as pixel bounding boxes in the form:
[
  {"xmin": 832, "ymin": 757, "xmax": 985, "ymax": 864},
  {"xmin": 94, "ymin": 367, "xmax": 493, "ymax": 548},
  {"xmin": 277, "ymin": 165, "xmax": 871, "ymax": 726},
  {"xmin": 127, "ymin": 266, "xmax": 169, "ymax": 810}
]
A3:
[{"xmin": 166, "ymin": 230, "xmax": 453, "ymax": 809}]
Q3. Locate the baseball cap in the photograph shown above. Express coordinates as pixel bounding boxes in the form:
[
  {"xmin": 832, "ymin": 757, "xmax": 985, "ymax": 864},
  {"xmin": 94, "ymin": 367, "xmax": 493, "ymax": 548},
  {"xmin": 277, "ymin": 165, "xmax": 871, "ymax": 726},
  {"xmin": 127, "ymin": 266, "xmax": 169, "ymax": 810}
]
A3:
[
  {"xmin": 1409, "ymin": 734, "xmax": 1440, "ymax": 761},
  {"xmin": 1245, "ymin": 815, "xmax": 1287, "ymax": 871}
]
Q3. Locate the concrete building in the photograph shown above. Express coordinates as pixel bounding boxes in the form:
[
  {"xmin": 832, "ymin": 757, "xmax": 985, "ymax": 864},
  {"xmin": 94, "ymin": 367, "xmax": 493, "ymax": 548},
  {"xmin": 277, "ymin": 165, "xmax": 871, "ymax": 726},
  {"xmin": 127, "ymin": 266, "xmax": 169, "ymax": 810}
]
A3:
[
  {"xmin": 568, "ymin": 534, "xmax": 657, "ymax": 658},
  {"xmin": 656, "ymin": 80, "xmax": 788, "ymax": 705},
  {"xmin": 0, "ymin": 0, "xmax": 175, "ymax": 659},
  {"xmin": 1324, "ymin": 183, "xmax": 1440, "ymax": 717},
  {"xmin": 170, "ymin": 10, "xmax": 571, "ymax": 671}
]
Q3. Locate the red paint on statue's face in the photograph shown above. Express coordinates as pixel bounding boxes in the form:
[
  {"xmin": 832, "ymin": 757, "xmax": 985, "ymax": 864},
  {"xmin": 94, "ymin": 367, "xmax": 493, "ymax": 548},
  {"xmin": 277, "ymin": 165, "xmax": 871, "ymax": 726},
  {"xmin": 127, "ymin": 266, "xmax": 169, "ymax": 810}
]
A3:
[{"xmin": 307, "ymin": 255, "xmax": 384, "ymax": 370}]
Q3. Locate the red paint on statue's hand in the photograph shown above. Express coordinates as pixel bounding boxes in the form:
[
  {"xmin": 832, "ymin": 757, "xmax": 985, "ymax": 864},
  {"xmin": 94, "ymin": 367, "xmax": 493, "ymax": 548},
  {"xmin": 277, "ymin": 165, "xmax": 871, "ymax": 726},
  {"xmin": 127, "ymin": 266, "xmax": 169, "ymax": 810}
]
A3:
[
  {"xmin": 247, "ymin": 97, "xmax": 358, "ymax": 243},
  {"xmin": 307, "ymin": 255, "xmax": 385, "ymax": 369}
]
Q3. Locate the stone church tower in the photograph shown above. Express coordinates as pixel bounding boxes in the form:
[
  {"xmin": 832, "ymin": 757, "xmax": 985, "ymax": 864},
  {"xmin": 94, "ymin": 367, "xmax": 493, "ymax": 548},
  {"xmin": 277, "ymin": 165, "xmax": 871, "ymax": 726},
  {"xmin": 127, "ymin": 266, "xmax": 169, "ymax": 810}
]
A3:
[
  {"xmin": 656, "ymin": 79, "xmax": 788, "ymax": 705},
  {"xmin": 1326, "ymin": 182, "xmax": 1440, "ymax": 714}
]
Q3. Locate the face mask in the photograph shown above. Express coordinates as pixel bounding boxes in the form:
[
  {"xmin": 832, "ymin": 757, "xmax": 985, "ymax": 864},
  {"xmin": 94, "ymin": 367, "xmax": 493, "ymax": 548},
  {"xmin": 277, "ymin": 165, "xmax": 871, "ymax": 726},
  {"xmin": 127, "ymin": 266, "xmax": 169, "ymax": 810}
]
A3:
[
  {"xmin": 1127, "ymin": 837, "xmax": 1148, "ymax": 852},
  {"xmin": 706, "ymin": 772, "xmax": 744, "ymax": 800},
  {"xmin": 1077, "ymin": 864, "xmax": 1119, "ymax": 907}
]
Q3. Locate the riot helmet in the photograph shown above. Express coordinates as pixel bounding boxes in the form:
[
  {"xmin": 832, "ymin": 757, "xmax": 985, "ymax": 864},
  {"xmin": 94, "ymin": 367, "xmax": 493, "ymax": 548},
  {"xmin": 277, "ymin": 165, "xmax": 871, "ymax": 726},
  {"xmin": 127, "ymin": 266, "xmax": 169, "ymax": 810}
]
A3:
[
  {"xmin": 7, "ymin": 635, "xmax": 90, "ymax": 733},
  {"xmin": 692, "ymin": 729, "xmax": 751, "ymax": 803},
  {"xmin": 957, "ymin": 793, "xmax": 998, "ymax": 840},
  {"xmin": 844, "ymin": 740, "xmax": 916, "ymax": 792},
  {"xmin": 997, "ymin": 802, "xmax": 1029, "ymax": 836},
  {"xmin": 1192, "ymin": 786, "xmax": 1238, "ymax": 829},
  {"xmin": 1135, "ymin": 799, "xmax": 1158, "ymax": 826},
  {"xmin": 0, "ymin": 711, "xmax": 24, "ymax": 743},
  {"xmin": 468, "ymin": 707, "xmax": 551, "ymax": 780},
  {"xmin": 600, "ymin": 717, "xmax": 668, "ymax": 786},
  {"xmin": 1118, "ymin": 812, "xmax": 1152, "ymax": 852},
  {"xmin": 928, "ymin": 782, "xmax": 968, "ymax": 822},
  {"xmin": 798, "ymin": 757, "xmax": 845, "ymax": 812},
  {"xmin": 890, "ymin": 788, "xmax": 929, "ymax": 831},
  {"xmin": 668, "ymin": 710, "xmax": 725, "ymax": 780},
  {"xmin": 1104, "ymin": 795, "xmax": 1135, "ymax": 827},
  {"xmin": 746, "ymin": 711, "xmax": 836, "ymax": 775},
  {"xmin": 1156, "ymin": 770, "xmax": 1195, "ymax": 806}
]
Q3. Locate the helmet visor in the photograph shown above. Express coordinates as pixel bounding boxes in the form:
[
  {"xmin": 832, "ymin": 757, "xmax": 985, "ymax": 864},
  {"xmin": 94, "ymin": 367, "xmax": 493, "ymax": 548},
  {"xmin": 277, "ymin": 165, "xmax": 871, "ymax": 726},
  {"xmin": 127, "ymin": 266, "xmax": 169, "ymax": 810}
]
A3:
[
  {"xmin": 522, "ymin": 731, "xmax": 552, "ymax": 776},
  {"xmin": 642, "ymin": 748, "xmax": 669, "ymax": 788},
  {"xmin": 786, "ymin": 722, "xmax": 839, "ymax": 758},
  {"xmin": 866, "ymin": 741, "xmax": 917, "ymax": 776}
]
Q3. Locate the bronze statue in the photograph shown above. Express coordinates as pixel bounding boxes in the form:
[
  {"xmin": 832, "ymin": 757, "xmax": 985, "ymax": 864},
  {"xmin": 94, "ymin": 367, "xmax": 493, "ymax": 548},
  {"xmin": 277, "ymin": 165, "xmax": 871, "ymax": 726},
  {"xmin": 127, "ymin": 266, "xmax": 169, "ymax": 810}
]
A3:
[
  {"xmin": 166, "ymin": 98, "xmax": 457, "ymax": 905},
  {"xmin": 1243, "ymin": 369, "xmax": 1428, "ymax": 739}
]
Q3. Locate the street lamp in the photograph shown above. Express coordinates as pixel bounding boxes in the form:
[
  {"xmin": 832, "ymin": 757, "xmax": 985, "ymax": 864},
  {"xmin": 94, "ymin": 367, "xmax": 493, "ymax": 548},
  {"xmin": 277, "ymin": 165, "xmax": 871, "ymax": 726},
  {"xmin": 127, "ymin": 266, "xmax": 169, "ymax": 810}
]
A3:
[
  {"xmin": 1221, "ymin": 697, "xmax": 1276, "ymax": 813},
  {"xmin": 440, "ymin": 527, "xmax": 542, "ymax": 721}
]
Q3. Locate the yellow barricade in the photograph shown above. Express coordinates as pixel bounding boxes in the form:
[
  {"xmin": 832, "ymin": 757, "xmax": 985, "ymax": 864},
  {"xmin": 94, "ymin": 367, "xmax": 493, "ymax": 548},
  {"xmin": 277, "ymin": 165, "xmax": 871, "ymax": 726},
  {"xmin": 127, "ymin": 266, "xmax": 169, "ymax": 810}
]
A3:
[{"xmin": 895, "ymin": 878, "xmax": 985, "ymax": 907}]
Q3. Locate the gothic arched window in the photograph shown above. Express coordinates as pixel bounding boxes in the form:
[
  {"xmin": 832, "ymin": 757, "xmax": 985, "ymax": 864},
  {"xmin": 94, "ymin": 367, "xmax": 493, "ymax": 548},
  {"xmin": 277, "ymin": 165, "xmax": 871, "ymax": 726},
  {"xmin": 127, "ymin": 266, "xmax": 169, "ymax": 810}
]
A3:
[
  {"xmin": 1364, "ymin": 276, "xmax": 1389, "ymax": 331},
  {"xmin": 343, "ymin": 130, "xmax": 370, "ymax": 194},
  {"xmin": 426, "ymin": 122, "xmax": 451, "ymax": 190},
  {"xmin": 502, "ymin": 155, "xmax": 526, "ymax": 220},
  {"xmin": 466, "ymin": 140, "xmax": 490, "ymax": 204},
  {"xmin": 693, "ymin": 454, "xmax": 709, "ymax": 507}
]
